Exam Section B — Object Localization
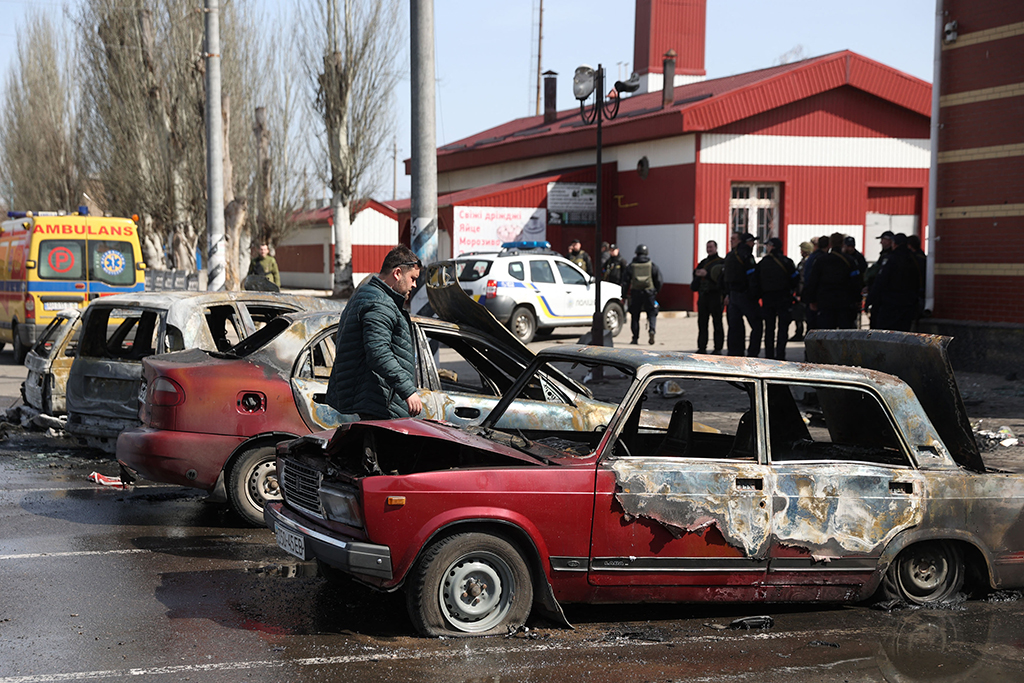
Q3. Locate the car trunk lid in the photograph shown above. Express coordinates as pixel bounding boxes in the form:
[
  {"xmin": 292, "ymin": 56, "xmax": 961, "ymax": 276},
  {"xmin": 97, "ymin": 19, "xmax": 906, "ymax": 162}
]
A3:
[{"xmin": 804, "ymin": 329, "xmax": 984, "ymax": 472}]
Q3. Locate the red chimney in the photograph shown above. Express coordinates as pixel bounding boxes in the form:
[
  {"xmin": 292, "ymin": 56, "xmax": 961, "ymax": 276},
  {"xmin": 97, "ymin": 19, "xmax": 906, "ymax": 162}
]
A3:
[{"xmin": 633, "ymin": 0, "xmax": 706, "ymax": 93}]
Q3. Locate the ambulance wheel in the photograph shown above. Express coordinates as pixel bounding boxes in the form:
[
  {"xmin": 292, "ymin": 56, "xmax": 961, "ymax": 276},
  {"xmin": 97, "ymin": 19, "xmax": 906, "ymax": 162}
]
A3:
[{"xmin": 12, "ymin": 327, "xmax": 27, "ymax": 365}]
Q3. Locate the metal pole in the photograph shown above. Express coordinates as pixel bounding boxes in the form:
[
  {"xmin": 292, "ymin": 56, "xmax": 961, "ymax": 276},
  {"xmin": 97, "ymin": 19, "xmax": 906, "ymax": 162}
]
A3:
[
  {"xmin": 590, "ymin": 65, "xmax": 605, "ymax": 347},
  {"xmin": 410, "ymin": 0, "xmax": 437, "ymax": 265},
  {"xmin": 926, "ymin": 0, "xmax": 942, "ymax": 312},
  {"xmin": 204, "ymin": 0, "xmax": 225, "ymax": 291},
  {"xmin": 535, "ymin": 0, "xmax": 543, "ymax": 117}
]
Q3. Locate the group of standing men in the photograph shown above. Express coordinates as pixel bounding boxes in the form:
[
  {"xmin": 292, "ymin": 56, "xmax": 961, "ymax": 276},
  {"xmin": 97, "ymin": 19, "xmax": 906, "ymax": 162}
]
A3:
[{"xmin": 691, "ymin": 228, "xmax": 926, "ymax": 359}]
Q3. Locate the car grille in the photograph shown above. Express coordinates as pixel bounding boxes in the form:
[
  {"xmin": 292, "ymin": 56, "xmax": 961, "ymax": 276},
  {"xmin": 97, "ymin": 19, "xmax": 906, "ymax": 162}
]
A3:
[{"xmin": 280, "ymin": 458, "xmax": 323, "ymax": 518}]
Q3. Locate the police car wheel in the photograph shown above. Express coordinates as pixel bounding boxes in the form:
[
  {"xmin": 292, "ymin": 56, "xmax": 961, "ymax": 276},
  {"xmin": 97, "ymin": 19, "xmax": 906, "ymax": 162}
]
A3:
[
  {"xmin": 602, "ymin": 301, "xmax": 626, "ymax": 337},
  {"xmin": 508, "ymin": 307, "xmax": 536, "ymax": 344}
]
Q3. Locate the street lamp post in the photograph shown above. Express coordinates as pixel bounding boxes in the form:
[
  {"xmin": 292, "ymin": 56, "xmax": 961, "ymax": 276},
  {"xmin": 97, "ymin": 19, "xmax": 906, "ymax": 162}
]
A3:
[{"xmin": 573, "ymin": 64, "xmax": 638, "ymax": 346}]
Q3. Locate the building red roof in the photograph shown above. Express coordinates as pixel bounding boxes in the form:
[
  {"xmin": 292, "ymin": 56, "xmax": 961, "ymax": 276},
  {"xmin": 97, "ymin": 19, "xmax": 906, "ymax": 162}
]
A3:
[{"xmin": 419, "ymin": 51, "xmax": 931, "ymax": 175}]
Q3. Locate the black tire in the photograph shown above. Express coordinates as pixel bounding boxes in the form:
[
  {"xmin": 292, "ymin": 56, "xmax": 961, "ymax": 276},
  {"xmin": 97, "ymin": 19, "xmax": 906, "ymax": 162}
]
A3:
[
  {"xmin": 882, "ymin": 541, "xmax": 964, "ymax": 605},
  {"xmin": 12, "ymin": 326, "xmax": 27, "ymax": 365},
  {"xmin": 602, "ymin": 301, "xmax": 626, "ymax": 338},
  {"xmin": 508, "ymin": 306, "xmax": 537, "ymax": 344},
  {"xmin": 406, "ymin": 532, "xmax": 533, "ymax": 637},
  {"xmin": 227, "ymin": 445, "xmax": 281, "ymax": 527}
]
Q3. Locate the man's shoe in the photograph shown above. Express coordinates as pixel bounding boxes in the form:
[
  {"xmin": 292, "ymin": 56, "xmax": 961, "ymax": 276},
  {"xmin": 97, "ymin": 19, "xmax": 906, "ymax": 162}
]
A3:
[
  {"xmin": 631, "ymin": 338, "xmax": 639, "ymax": 345},
  {"xmin": 789, "ymin": 335, "xmax": 804, "ymax": 342},
  {"xmin": 711, "ymin": 348, "xmax": 722, "ymax": 355},
  {"xmin": 697, "ymin": 349, "xmax": 707, "ymax": 355},
  {"xmin": 649, "ymin": 331, "xmax": 656, "ymax": 345}
]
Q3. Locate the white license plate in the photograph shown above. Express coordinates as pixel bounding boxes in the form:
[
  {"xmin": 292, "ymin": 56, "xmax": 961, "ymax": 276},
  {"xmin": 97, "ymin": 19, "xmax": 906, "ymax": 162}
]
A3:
[
  {"xmin": 276, "ymin": 526, "xmax": 307, "ymax": 560},
  {"xmin": 43, "ymin": 302, "xmax": 80, "ymax": 311}
]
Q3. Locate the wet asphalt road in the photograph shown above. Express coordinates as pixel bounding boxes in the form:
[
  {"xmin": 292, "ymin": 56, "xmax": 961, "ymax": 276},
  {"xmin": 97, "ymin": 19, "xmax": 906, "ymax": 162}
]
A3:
[{"xmin": 3, "ymin": 333, "xmax": 1024, "ymax": 682}]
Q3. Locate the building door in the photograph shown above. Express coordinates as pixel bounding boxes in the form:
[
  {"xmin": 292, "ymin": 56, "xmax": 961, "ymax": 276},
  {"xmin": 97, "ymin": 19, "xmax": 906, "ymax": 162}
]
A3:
[{"xmin": 730, "ymin": 183, "xmax": 780, "ymax": 257}]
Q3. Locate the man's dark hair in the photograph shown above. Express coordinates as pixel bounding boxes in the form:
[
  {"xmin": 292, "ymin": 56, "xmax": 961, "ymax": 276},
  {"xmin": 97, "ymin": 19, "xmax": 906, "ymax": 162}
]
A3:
[
  {"xmin": 380, "ymin": 245, "xmax": 421, "ymax": 274},
  {"xmin": 817, "ymin": 236, "xmax": 830, "ymax": 249}
]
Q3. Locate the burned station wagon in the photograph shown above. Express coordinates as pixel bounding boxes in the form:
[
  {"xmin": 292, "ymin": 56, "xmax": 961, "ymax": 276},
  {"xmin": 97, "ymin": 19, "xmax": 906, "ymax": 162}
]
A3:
[{"xmin": 266, "ymin": 330, "xmax": 1024, "ymax": 637}]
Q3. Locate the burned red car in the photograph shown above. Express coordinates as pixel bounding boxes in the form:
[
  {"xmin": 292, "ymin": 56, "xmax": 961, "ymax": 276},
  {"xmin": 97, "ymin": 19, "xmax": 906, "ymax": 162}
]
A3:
[
  {"xmin": 265, "ymin": 330, "xmax": 1024, "ymax": 637},
  {"xmin": 117, "ymin": 265, "xmax": 601, "ymax": 526}
]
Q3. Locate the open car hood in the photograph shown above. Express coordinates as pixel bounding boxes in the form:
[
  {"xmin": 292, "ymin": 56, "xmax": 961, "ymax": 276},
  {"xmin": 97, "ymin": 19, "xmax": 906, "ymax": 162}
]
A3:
[
  {"xmin": 805, "ymin": 329, "xmax": 984, "ymax": 472},
  {"xmin": 425, "ymin": 260, "xmax": 589, "ymax": 397}
]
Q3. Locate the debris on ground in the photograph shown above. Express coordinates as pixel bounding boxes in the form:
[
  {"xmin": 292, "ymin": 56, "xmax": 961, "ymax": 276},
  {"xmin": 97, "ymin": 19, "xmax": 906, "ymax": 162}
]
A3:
[
  {"xmin": 87, "ymin": 472, "xmax": 128, "ymax": 489},
  {"xmin": 505, "ymin": 625, "xmax": 547, "ymax": 640},
  {"xmin": 986, "ymin": 590, "xmax": 1022, "ymax": 603},
  {"xmin": 808, "ymin": 640, "xmax": 840, "ymax": 648},
  {"xmin": 871, "ymin": 599, "xmax": 909, "ymax": 613},
  {"xmin": 974, "ymin": 423, "xmax": 1020, "ymax": 450},
  {"xmin": 602, "ymin": 625, "xmax": 670, "ymax": 642},
  {"xmin": 704, "ymin": 615, "xmax": 774, "ymax": 630}
]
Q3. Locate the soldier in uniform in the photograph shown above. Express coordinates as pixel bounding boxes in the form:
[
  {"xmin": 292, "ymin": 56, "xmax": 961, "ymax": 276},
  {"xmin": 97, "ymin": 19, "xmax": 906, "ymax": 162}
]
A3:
[
  {"xmin": 566, "ymin": 239, "xmax": 594, "ymax": 275},
  {"xmin": 723, "ymin": 232, "xmax": 762, "ymax": 357},
  {"xmin": 756, "ymin": 237, "xmax": 798, "ymax": 360},
  {"xmin": 691, "ymin": 240, "xmax": 725, "ymax": 354},
  {"xmin": 602, "ymin": 244, "xmax": 626, "ymax": 284},
  {"xmin": 621, "ymin": 244, "xmax": 663, "ymax": 345}
]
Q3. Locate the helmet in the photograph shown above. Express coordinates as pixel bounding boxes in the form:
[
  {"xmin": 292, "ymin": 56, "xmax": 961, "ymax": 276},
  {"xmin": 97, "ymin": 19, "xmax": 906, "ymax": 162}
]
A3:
[{"xmin": 635, "ymin": 244, "xmax": 649, "ymax": 256}]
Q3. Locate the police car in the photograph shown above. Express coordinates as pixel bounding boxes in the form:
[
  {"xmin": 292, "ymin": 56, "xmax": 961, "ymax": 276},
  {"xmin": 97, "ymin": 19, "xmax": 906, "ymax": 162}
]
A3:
[{"xmin": 453, "ymin": 241, "xmax": 625, "ymax": 343}]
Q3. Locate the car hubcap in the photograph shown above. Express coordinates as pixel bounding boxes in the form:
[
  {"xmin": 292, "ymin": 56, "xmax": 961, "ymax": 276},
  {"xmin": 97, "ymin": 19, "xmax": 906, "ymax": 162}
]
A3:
[
  {"xmin": 247, "ymin": 460, "xmax": 281, "ymax": 507},
  {"xmin": 907, "ymin": 553, "xmax": 946, "ymax": 592},
  {"xmin": 439, "ymin": 552, "xmax": 513, "ymax": 632}
]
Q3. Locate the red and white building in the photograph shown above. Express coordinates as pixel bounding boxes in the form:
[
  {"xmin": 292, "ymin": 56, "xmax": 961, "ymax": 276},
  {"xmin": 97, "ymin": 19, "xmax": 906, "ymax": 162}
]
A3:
[
  {"xmin": 278, "ymin": 200, "xmax": 398, "ymax": 289},
  {"xmin": 403, "ymin": 0, "xmax": 932, "ymax": 311},
  {"xmin": 918, "ymin": 0, "xmax": 1024, "ymax": 373}
]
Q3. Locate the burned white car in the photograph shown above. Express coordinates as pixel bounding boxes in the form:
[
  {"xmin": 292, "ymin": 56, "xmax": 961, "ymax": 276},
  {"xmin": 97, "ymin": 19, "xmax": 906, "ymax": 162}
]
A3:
[
  {"xmin": 65, "ymin": 291, "xmax": 342, "ymax": 451},
  {"xmin": 266, "ymin": 329, "xmax": 1024, "ymax": 637}
]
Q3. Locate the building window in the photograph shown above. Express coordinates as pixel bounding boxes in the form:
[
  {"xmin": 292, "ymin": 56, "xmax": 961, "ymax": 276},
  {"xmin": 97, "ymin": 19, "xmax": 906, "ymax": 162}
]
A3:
[{"xmin": 730, "ymin": 183, "xmax": 780, "ymax": 256}]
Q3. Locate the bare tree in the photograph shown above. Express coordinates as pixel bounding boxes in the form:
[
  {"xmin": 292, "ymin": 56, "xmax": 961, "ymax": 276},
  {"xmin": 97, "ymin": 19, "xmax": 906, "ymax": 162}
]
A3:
[
  {"xmin": 299, "ymin": 0, "xmax": 402, "ymax": 296},
  {"xmin": 75, "ymin": 0, "xmax": 261, "ymax": 273},
  {"xmin": 0, "ymin": 11, "xmax": 80, "ymax": 212}
]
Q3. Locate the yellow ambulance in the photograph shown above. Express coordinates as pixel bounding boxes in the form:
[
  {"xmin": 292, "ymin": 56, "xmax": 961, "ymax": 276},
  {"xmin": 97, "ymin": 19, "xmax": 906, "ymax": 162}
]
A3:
[{"xmin": 0, "ymin": 210, "xmax": 145, "ymax": 362}]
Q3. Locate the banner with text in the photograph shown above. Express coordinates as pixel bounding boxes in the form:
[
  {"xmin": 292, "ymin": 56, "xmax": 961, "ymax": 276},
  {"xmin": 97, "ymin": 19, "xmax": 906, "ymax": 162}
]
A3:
[
  {"xmin": 547, "ymin": 182, "xmax": 597, "ymax": 225},
  {"xmin": 453, "ymin": 206, "xmax": 547, "ymax": 256}
]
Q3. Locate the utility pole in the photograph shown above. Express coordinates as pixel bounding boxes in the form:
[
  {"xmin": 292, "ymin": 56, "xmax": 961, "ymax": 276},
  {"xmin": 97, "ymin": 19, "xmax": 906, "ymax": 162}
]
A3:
[
  {"xmin": 410, "ymin": 0, "xmax": 437, "ymax": 265},
  {"xmin": 534, "ymin": 0, "xmax": 543, "ymax": 116},
  {"xmin": 204, "ymin": 0, "xmax": 225, "ymax": 291},
  {"xmin": 393, "ymin": 138, "xmax": 398, "ymax": 201}
]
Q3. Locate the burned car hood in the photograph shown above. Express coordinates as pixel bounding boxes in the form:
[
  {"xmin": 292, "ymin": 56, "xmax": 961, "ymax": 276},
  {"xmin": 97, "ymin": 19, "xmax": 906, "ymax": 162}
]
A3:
[
  {"xmin": 805, "ymin": 329, "xmax": 983, "ymax": 472},
  {"xmin": 425, "ymin": 260, "xmax": 588, "ymax": 396},
  {"xmin": 311, "ymin": 418, "xmax": 565, "ymax": 476}
]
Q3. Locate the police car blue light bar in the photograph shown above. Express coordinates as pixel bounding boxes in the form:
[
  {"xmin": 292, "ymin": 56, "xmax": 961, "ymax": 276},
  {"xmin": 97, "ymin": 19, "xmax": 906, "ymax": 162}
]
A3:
[{"xmin": 501, "ymin": 241, "xmax": 551, "ymax": 250}]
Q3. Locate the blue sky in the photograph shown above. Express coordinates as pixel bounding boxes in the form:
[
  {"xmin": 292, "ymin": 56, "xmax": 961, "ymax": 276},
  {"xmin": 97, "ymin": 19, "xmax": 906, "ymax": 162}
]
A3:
[{"xmin": 0, "ymin": 1, "xmax": 938, "ymax": 200}]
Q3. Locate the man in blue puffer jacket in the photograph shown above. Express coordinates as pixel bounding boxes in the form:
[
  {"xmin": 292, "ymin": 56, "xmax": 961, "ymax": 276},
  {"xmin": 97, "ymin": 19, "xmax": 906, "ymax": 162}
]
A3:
[{"xmin": 325, "ymin": 245, "xmax": 423, "ymax": 420}]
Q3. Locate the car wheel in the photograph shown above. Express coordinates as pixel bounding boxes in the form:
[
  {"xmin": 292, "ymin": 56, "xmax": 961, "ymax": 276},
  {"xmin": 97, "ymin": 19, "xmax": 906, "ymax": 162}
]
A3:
[
  {"xmin": 228, "ymin": 445, "xmax": 281, "ymax": 527},
  {"xmin": 883, "ymin": 541, "xmax": 964, "ymax": 605},
  {"xmin": 508, "ymin": 307, "xmax": 537, "ymax": 344},
  {"xmin": 602, "ymin": 301, "xmax": 626, "ymax": 338},
  {"xmin": 407, "ymin": 532, "xmax": 533, "ymax": 637},
  {"xmin": 12, "ymin": 326, "xmax": 27, "ymax": 365}
]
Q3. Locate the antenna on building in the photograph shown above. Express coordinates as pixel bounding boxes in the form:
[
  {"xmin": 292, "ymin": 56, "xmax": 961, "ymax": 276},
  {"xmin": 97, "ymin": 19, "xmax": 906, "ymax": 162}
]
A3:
[{"xmin": 529, "ymin": 0, "xmax": 544, "ymax": 116}]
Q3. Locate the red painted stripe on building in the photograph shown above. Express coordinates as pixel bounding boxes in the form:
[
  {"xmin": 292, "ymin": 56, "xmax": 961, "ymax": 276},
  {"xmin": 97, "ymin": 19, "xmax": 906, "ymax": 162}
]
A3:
[
  {"xmin": 934, "ymin": 275, "xmax": 1024, "ymax": 323},
  {"xmin": 938, "ymin": 157, "xmax": 1024, "ymax": 206},
  {"xmin": 933, "ymin": 221, "xmax": 1024, "ymax": 261},
  {"xmin": 939, "ymin": 97, "xmax": 1024, "ymax": 149},
  {"xmin": 943, "ymin": 0, "xmax": 1024, "ymax": 33},
  {"xmin": 941, "ymin": 35, "xmax": 1024, "ymax": 94},
  {"xmin": 353, "ymin": 244, "xmax": 392, "ymax": 274},
  {"xmin": 276, "ymin": 244, "xmax": 325, "ymax": 273},
  {"xmin": 696, "ymin": 164, "xmax": 929, "ymax": 228},
  {"xmin": 716, "ymin": 87, "xmax": 929, "ymax": 139},
  {"xmin": 867, "ymin": 187, "xmax": 921, "ymax": 215},
  {"xmin": 615, "ymin": 164, "xmax": 697, "ymax": 226}
]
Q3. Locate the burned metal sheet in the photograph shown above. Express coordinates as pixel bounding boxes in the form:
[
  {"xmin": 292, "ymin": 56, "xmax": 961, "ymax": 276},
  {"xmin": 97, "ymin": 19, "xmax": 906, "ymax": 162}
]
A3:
[
  {"xmin": 771, "ymin": 467, "xmax": 924, "ymax": 556},
  {"xmin": 805, "ymin": 329, "xmax": 983, "ymax": 472},
  {"xmin": 611, "ymin": 459, "xmax": 772, "ymax": 557}
]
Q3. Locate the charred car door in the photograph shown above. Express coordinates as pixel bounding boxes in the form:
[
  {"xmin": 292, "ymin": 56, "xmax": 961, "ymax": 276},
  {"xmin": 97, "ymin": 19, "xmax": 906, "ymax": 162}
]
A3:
[
  {"xmin": 763, "ymin": 380, "xmax": 924, "ymax": 599},
  {"xmin": 589, "ymin": 374, "xmax": 772, "ymax": 593}
]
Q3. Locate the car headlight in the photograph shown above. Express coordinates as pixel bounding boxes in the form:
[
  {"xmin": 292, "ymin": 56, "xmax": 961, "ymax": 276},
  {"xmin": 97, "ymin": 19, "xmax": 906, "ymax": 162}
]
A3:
[{"xmin": 319, "ymin": 484, "xmax": 363, "ymax": 528}]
